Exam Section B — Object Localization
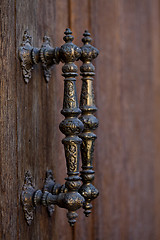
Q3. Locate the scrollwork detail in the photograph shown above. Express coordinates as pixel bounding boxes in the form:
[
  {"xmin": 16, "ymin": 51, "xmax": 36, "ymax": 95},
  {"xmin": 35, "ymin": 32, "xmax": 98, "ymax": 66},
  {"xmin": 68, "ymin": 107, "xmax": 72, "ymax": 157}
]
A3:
[
  {"xmin": 21, "ymin": 171, "xmax": 36, "ymax": 225},
  {"xmin": 79, "ymin": 30, "xmax": 99, "ymax": 217},
  {"xmin": 64, "ymin": 81, "xmax": 76, "ymax": 109},
  {"xmin": 64, "ymin": 144, "xmax": 77, "ymax": 172},
  {"xmin": 59, "ymin": 28, "xmax": 84, "ymax": 226}
]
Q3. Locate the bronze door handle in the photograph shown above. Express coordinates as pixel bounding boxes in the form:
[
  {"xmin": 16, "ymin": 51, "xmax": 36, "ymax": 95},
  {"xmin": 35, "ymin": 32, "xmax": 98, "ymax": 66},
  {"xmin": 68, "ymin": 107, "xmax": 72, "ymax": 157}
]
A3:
[
  {"xmin": 20, "ymin": 29, "xmax": 99, "ymax": 226},
  {"xmin": 78, "ymin": 30, "xmax": 99, "ymax": 217},
  {"xmin": 58, "ymin": 28, "xmax": 85, "ymax": 226}
]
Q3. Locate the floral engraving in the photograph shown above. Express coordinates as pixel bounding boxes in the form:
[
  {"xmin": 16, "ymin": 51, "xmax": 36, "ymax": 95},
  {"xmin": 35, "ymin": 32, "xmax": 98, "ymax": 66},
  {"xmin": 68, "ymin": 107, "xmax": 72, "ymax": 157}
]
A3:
[
  {"xmin": 64, "ymin": 144, "xmax": 77, "ymax": 172},
  {"xmin": 78, "ymin": 30, "xmax": 99, "ymax": 217},
  {"xmin": 64, "ymin": 81, "xmax": 77, "ymax": 109}
]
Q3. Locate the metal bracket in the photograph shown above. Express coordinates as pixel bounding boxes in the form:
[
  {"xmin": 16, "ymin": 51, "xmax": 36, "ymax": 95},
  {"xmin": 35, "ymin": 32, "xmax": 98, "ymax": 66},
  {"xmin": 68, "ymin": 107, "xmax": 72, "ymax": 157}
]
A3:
[
  {"xmin": 18, "ymin": 30, "xmax": 40, "ymax": 83},
  {"xmin": 40, "ymin": 36, "xmax": 60, "ymax": 82},
  {"xmin": 21, "ymin": 170, "xmax": 62, "ymax": 225},
  {"xmin": 21, "ymin": 171, "xmax": 36, "ymax": 225},
  {"xmin": 43, "ymin": 170, "xmax": 57, "ymax": 216},
  {"xmin": 19, "ymin": 31, "xmax": 60, "ymax": 83}
]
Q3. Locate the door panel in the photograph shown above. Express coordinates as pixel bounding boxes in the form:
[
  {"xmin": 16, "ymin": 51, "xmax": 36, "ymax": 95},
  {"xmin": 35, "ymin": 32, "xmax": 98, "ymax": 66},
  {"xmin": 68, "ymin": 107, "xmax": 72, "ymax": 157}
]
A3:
[
  {"xmin": 0, "ymin": 0, "xmax": 160, "ymax": 239},
  {"xmin": 95, "ymin": 0, "xmax": 156, "ymax": 239}
]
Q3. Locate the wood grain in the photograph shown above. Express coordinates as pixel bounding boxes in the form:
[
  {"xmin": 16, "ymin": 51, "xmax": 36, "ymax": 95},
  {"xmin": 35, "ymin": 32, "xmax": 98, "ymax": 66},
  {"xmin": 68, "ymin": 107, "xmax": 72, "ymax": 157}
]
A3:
[
  {"xmin": 152, "ymin": 0, "xmax": 160, "ymax": 239},
  {"xmin": 0, "ymin": 0, "xmax": 18, "ymax": 239},
  {"xmin": 16, "ymin": 0, "xmax": 59, "ymax": 239},
  {"xmin": 93, "ymin": 0, "xmax": 157, "ymax": 239},
  {"xmin": 0, "ymin": 0, "xmax": 160, "ymax": 239}
]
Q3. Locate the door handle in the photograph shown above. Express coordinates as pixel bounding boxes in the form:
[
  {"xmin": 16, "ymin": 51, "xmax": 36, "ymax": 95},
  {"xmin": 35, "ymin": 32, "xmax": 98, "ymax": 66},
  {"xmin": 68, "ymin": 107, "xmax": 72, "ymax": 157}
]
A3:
[
  {"xmin": 19, "ymin": 28, "xmax": 99, "ymax": 226},
  {"xmin": 78, "ymin": 30, "xmax": 99, "ymax": 217}
]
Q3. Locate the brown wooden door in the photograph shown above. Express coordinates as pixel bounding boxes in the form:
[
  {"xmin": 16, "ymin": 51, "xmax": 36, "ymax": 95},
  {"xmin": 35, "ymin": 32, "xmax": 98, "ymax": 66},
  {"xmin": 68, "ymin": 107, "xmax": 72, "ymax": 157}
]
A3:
[{"xmin": 1, "ymin": 0, "xmax": 160, "ymax": 239}]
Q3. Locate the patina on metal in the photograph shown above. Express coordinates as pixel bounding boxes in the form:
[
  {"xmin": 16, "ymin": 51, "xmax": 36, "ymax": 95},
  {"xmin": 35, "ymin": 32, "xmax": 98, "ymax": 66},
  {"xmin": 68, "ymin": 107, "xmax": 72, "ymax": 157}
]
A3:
[
  {"xmin": 58, "ymin": 28, "xmax": 85, "ymax": 226},
  {"xmin": 21, "ymin": 170, "xmax": 62, "ymax": 225},
  {"xmin": 19, "ymin": 31, "xmax": 60, "ymax": 83},
  {"xmin": 18, "ymin": 30, "xmax": 40, "ymax": 83},
  {"xmin": 21, "ymin": 171, "xmax": 41, "ymax": 225},
  {"xmin": 21, "ymin": 28, "xmax": 99, "ymax": 226},
  {"xmin": 40, "ymin": 36, "xmax": 60, "ymax": 82},
  {"xmin": 78, "ymin": 30, "xmax": 99, "ymax": 217}
]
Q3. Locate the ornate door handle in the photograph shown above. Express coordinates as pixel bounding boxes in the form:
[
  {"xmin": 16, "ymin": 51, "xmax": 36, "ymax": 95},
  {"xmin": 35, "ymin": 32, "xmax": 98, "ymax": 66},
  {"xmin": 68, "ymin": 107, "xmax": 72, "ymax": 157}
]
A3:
[
  {"xmin": 79, "ymin": 30, "xmax": 99, "ymax": 217},
  {"xmin": 19, "ymin": 29, "xmax": 99, "ymax": 226}
]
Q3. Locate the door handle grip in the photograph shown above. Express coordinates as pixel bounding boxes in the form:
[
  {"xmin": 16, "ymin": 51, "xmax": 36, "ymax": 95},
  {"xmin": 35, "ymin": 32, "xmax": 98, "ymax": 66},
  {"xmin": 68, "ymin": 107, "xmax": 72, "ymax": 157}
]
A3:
[
  {"xmin": 58, "ymin": 28, "xmax": 85, "ymax": 226},
  {"xmin": 79, "ymin": 30, "xmax": 99, "ymax": 217}
]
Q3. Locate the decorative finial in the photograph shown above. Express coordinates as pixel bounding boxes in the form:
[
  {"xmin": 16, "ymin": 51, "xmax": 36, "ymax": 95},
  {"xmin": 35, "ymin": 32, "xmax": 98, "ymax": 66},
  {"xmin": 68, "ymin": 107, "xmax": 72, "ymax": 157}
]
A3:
[
  {"xmin": 82, "ymin": 30, "xmax": 92, "ymax": 44},
  {"xmin": 63, "ymin": 28, "xmax": 74, "ymax": 43},
  {"xmin": 60, "ymin": 28, "xmax": 81, "ymax": 64},
  {"xmin": 80, "ymin": 30, "xmax": 99, "ymax": 64}
]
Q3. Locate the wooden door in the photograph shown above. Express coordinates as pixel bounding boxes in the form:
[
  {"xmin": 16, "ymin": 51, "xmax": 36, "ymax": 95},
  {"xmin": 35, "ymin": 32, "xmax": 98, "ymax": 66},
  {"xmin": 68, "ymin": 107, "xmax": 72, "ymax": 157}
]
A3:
[{"xmin": 1, "ymin": 0, "xmax": 160, "ymax": 239}]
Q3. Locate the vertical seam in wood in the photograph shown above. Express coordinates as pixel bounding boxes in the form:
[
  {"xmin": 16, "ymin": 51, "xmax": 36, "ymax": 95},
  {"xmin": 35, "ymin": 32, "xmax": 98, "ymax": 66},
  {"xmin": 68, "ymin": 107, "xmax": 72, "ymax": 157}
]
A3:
[
  {"xmin": 14, "ymin": 0, "xmax": 19, "ymax": 239},
  {"xmin": 0, "ymin": 36, "xmax": 1, "ymax": 235}
]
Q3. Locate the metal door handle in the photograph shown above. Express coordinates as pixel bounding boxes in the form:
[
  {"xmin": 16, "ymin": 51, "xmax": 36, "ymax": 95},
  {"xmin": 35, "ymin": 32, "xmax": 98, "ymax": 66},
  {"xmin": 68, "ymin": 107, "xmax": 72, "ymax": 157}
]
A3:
[
  {"xmin": 78, "ymin": 30, "xmax": 99, "ymax": 217},
  {"xmin": 19, "ymin": 28, "xmax": 99, "ymax": 226}
]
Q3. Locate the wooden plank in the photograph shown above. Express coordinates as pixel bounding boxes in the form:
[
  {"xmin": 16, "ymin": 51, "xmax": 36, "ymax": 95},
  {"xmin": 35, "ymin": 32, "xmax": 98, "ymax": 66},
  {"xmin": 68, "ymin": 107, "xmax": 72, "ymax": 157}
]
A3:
[
  {"xmin": 92, "ymin": 0, "xmax": 156, "ymax": 239},
  {"xmin": 0, "ymin": 0, "xmax": 18, "ymax": 239},
  {"xmin": 16, "ymin": 0, "xmax": 50, "ymax": 238},
  {"xmin": 16, "ymin": 0, "xmax": 73, "ymax": 239},
  {"xmin": 16, "ymin": 0, "xmax": 58, "ymax": 239},
  {"xmin": 152, "ymin": 0, "xmax": 160, "ymax": 239},
  {"xmin": 1, "ymin": 0, "xmax": 159, "ymax": 239}
]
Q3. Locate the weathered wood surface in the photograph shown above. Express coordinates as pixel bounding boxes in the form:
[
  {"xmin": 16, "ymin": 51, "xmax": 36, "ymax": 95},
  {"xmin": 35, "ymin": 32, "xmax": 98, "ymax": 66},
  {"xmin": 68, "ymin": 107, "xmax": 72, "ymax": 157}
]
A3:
[
  {"xmin": 94, "ymin": 0, "xmax": 160, "ymax": 239},
  {"xmin": 0, "ymin": 0, "xmax": 160, "ymax": 239},
  {"xmin": 0, "ymin": 0, "xmax": 17, "ymax": 239}
]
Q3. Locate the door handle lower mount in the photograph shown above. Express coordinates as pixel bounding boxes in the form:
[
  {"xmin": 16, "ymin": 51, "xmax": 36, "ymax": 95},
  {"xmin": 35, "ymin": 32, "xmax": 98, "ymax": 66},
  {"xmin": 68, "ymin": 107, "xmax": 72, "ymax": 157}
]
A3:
[{"xmin": 19, "ymin": 28, "xmax": 99, "ymax": 226}]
